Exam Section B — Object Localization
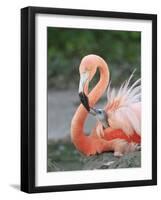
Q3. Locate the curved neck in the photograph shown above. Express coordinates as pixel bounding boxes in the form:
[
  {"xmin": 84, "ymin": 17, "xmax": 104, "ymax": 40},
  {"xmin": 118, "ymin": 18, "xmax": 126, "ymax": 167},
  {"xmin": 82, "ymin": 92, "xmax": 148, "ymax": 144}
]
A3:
[
  {"xmin": 88, "ymin": 57, "xmax": 109, "ymax": 107},
  {"xmin": 71, "ymin": 56, "xmax": 110, "ymax": 145}
]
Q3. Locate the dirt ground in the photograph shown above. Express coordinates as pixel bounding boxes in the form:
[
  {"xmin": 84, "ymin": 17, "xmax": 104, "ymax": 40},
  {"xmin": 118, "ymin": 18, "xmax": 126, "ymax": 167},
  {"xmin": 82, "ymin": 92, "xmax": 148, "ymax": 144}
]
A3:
[{"xmin": 47, "ymin": 139, "xmax": 141, "ymax": 172}]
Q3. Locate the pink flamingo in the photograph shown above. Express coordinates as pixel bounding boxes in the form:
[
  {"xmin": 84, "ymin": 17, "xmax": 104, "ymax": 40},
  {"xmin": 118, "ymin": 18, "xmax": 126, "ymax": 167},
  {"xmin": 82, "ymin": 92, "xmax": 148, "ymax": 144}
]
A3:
[{"xmin": 71, "ymin": 55, "xmax": 141, "ymax": 156}]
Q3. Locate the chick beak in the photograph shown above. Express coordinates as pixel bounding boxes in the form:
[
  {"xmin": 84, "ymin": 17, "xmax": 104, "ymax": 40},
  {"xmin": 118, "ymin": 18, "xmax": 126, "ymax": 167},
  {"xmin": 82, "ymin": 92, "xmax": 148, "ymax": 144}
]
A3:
[{"xmin": 89, "ymin": 107, "xmax": 99, "ymax": 116}]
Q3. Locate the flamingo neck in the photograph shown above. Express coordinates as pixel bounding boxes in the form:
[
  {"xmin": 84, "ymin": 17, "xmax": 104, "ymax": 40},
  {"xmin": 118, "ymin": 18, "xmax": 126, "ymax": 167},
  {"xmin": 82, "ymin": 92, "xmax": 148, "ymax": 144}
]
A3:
[
  {"xmin": 71, "ymin": 56, "xmax": 109, "ymax": 147},
  {"xmin": 88, "ymin": 58, "xmax": 109, "ymax": 107}
]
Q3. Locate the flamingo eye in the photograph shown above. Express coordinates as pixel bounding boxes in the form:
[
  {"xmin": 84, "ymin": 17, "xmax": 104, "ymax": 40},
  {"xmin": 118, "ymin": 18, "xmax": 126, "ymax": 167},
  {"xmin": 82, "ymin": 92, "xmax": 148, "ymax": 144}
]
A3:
[{"xmin": 98, "ymin": 110, "xmax": 102, "ymax": 114}]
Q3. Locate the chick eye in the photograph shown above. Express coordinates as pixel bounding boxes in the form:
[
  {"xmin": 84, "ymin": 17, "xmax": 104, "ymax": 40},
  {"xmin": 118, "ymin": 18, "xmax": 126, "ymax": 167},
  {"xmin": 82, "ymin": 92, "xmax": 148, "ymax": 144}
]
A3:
[{"xmin": 98, "ymin": 110, "xmax": 102, "ymax": 114}]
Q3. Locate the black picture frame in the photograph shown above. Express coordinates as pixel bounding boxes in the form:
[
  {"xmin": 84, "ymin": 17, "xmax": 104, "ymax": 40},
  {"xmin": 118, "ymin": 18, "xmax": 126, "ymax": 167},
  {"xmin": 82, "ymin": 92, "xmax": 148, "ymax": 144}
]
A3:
[{"xmin": 21, "ymin": 6, "xmax": 157, "ymax": 193}]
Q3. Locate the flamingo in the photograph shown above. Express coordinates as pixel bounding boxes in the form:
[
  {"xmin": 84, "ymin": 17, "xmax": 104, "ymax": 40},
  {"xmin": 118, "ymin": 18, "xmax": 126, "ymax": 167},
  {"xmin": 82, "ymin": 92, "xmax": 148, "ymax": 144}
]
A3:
[{"xmin": 71, "ymin": 54, "xmax": 141, "ymax": 156}]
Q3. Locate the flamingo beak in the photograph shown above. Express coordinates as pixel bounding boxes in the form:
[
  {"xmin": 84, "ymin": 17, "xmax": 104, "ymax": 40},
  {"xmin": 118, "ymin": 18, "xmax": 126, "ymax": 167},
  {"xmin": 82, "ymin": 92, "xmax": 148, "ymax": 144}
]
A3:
[
  {"xmin": 79, "ymin": 92, "xmax": 90, "ymax": 111},
  {"xmin": 78, "ymin": 72, "xmax": 90, "ymax": 112}
]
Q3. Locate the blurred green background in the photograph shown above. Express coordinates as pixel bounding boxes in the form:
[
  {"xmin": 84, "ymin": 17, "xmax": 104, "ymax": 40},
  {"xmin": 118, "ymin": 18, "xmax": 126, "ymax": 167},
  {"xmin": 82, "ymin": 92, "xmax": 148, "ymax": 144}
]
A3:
[
  {"xmin": 47, "ymin": 27, "xmax": 141, "ymax": 89},
  {"xmin": 47, "ymin": 27, "xmax": 141, "ymax": 172}
]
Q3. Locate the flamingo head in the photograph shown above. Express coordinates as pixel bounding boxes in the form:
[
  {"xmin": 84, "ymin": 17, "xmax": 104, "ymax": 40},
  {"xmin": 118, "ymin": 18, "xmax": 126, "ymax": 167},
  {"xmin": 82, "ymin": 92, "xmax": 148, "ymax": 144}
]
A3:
[{"xmin": 78, "ymin": 58, "xmax": 97, "ymax": 111}]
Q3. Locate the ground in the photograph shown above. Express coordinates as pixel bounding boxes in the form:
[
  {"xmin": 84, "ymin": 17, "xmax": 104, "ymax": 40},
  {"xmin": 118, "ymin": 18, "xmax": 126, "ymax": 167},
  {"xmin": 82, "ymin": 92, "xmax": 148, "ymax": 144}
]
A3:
[{"xmin": 47, "ymin": 139, "xmax": 141, "ymax": 172}]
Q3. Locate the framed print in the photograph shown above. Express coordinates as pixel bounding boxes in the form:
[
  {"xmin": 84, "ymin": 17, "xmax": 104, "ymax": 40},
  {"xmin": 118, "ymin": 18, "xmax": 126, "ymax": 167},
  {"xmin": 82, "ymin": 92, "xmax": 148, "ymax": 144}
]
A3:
[{"xmin": 21, "ymin": 6, "xmax": 157, "ymax": 193}]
